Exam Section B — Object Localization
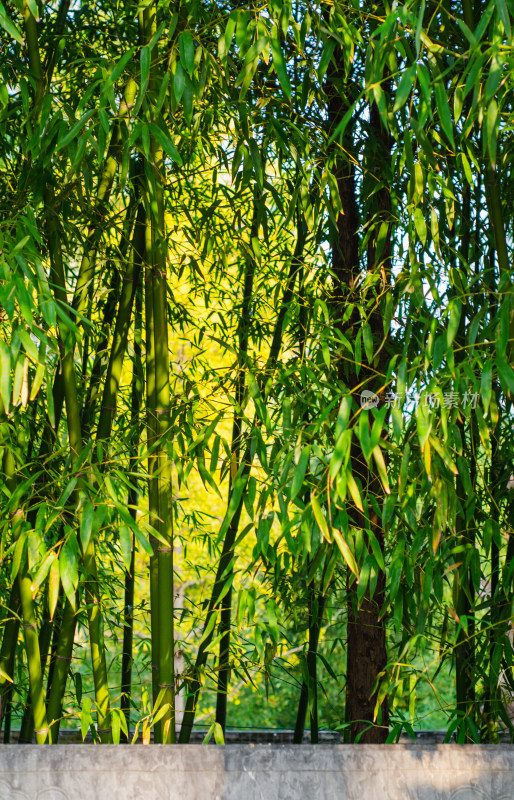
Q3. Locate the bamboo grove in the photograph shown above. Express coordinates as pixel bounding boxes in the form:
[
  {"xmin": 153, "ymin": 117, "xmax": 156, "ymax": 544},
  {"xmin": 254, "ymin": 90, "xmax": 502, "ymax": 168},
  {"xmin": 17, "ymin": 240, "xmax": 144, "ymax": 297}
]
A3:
[{"xmin": 0, "ymin": 0, "xmax": 513, "ymax": 745}]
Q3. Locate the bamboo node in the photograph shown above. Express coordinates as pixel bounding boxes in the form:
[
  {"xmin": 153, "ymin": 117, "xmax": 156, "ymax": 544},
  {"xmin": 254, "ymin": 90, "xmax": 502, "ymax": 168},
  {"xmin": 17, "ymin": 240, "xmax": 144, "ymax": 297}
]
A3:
[
  {"xmin": 97, "ymin": 728, "xmax": 112, "ymax": 735},
  {"xmin": 55, "ymin": 654, "xmax": 72, "ymax": 661},
  {"xmin": 158, "ymin": 683, "xmax": 174, "ymax": 690},
  {"xmin": 101, "ymin": 406, "xmax": 116, "ymax": 412},
  {"xmin": 154, "ymin": 409, "xmax": 169, "ymax": 415},
  {"xmin": 157, "ymin": 546, "xmax": 173, "ymax": 553},
  {"xmin": 22, "ymin": 622, "xmax": 37, "ymax": 631},
  {"xmin": 34, "ymin": 727, "xmax": 49, "ymax": 736}
]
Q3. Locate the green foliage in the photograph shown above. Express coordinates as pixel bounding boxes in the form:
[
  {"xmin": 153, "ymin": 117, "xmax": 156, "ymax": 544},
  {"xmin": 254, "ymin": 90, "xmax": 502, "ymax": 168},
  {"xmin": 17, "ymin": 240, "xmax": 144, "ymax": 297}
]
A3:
[{"xmin": 0, "ymin": 0, "xmax": 513, "ymax": 746}]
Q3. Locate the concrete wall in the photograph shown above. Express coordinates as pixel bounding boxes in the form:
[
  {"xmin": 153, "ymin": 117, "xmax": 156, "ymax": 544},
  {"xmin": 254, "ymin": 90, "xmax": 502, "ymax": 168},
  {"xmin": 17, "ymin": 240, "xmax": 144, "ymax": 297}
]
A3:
[{"xmin": 0, "ymin": 744, "xmax": 513, "ymax": 800}]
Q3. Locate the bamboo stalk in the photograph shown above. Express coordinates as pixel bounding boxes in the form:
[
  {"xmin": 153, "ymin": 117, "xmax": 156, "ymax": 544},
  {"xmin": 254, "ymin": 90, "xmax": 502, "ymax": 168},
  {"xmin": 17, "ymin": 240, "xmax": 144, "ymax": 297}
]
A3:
[
  {"xmin": 121, "ymin": 249, "xmax": 143, "ymax": 742},
  {"xmin": 80, "ymin": 187, "xmax": 140, "ymax": 436},
  {"xmin": 72, "ymin": 79, "xmax": 138, "ymax": 323},
  {"xmin": 179, "ymin": 251, "xmax": 301, "ymax": 743},
  {"xmin": 0, "ymin": 586, "xmax": 20, "ymax": 735},
  {"xmin": 138, "ymin": 1, "xmax": 176, "ymax": 743},
  {"xmin": 18, "ymin": 565, "xmax": 49, "ymax": 744},
  {"xmin": 1, "ymin": 429, "xmax": 23, "ymax": 739},
  {"xmin": 19, "ymin": 600, "xmax": 54, "ymax": 743},
  {"xmin": 46, "ymin": 598, "xmax": 76, "ymax": 743},
  {"xmin": 47, "ymin": 180, "xmax": 144, "ymax": 745},
  {"xmin": 44, "ymin": 182, "xmax": 115, "ymax": 741},
  {"xmin": 150, "ymin": 80, "xmax": 175, "ymax": 752},
  {"xmin": 215, "ymin": 196, "xmax": 259, "ymax": 733},
  {"xmin": 96, "ymin": 200, "xmax": 144, "ymax": 442},
  {"xmin": 144, "ymin": 205, "xmax": 161, "ymax": 730}
]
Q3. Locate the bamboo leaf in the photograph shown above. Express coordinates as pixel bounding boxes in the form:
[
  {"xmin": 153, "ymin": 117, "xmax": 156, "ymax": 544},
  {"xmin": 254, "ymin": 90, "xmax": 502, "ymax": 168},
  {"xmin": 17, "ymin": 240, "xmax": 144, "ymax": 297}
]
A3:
[
  {"xmin": 367, "ymin": 529, "xmax": 385, "ymax": 571},
  {"xmin": 81, "ymin": 697, "xmax": 92, "ymax": 740},
  {"xmin": 413, "ymin": 207, "xmax": 427, "ymax": 245},
  {"xmin": 332, "ymin": 528, "xmax": 359, "ymax": 577},
  {"xmin": 434, "ymin": 80, "xmax": 454, "ymax": 148},
  {"xmin": 249, "ymin": 138, "xmax": 262, "ymax": 188},
  {"xmin": 290, "ymin": 445, "xmax": 310, "ymax": 501},
  {"xmin": 270, "ymin": 34, "xmax": 291, "ymax": 98},
  {"xmin": 496, "ymin": 356, "xmax": 514, "ymax": 394},
  {"xmin": 362, "ymin": 322, "xmax": 374, "ymax": 363},
  {"xmin": 103, "ymin": 48, "xmax": 135, "ymax": 91},
  {"xmin": 330, "ymin": 429, "xmax": 351, "ymax": 479},
  {"xmin": 174, "ymin": 62, "xmax": 186, "ymax": 102},
  {"xmin": 481, "ymin": 360, "xmax": 492, "ymax": 413},
  {"xmin": 32, "ymin": 551, "xmax": 56, "ymax": 593},
  {"xmin": 0, "ymin": 342, "xmax": 11, "ymax": 413},
  {"xmin": 335, "ymin": 394, "xmax": 352, "ymax": 439},
  {"xmin": 119, "ymin": 524, "xmax": 133, "ymax": 571},
  {"xmin": 346, "ymin": 471, "xmax": 364, "ymax": 512},
  {"xmin": 140, "ymin": 45, "xmax": 150, "ymax": 93},
  {"xmin": 179, "ymin": 30, "xmax": 195, "ymax": 77},
  {"xmin": 48, "ymin": 557, "xmax": 60, "ymax": 619},
  {"xmin": 0, "ymin": 2, "xmax": 23, "ymax": 44},
  {"xmin": 393, "ymin": 66, "xmax": 415, "ymax": 112},
  {"xmin": 148, "ymin": 123, "xmax": 183, "ymax": 165},
  {"xmin": 317, "ymin": 39, "xmax": 335, "ymax": 81},
  {"xmin": 447, "ymin": 300, "xmax": 461, "ymax": 346},
  {"xmin": 311, "ymin": 494, "xmax": 329, "ymax": 539},
  {"xmin": 59, "ymin": 531, "xmax": 79, "ymax": 609},
  {"xmin": 57, "ymin": 110, "xmax": 95, "ymax": 151},
  {"xmin": 79, "ymin": 500, "xmax": 94, "ymax": 552},
  {"xmin": 486, "ymin": 99, "xmax": 498, "ymax": 167},
  {"xmin": 494, "ymin": 0, "xmax": 511, "ymax": 37},
  {"xmin": 372, "ymin": 445, "xmax": 390, "ymax": 494}
]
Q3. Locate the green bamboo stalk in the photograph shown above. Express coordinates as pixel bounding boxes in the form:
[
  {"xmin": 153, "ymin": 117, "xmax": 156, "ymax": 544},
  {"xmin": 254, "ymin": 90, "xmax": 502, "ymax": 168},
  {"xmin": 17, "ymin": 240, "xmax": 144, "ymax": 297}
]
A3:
[
  {"xmin": 45, "ymin": 594, "xmax": 65, "ymax": 698},
  {"xmin": 120, "ymin": 538, "xmax": 136, "ymax": 744},
  {"xmin": 293, "ymin": 585, "xmax": 326, "ymax": 744},
  {"xmin": 82, "ymin": 193, "xmax": 138, "ymax": 437},
  {"xmin": 19, "ymin": 600, "xmax": 54, "ymax": 743},
  {"xmin": 44, "ymin": 184, "xmax": 114, "ymax": 742},
  {"xmin": 179, "ymin": 251, "xmax": 301, "ymax": 743},
  {"xmin": 77, "ymin": 197, "xmax": 146, "ymax": 744},
  {"xmin": 481, "ymin": 249, "xmax": 502, "ymax": 742},
  {"xmin": 72, "ymin": 79, "xmax": 138, "ymax": 323},
  {"xmin": 138, "ymin": 2, "xmax": 176, "ymax": 743},
  {"xmin": 121, "ymin": 230, "xmax": 144, "ymax": 743},
  {"xmin": 8, "ymin": 419, "xmax": 48, "ymax": 744},
  {"xmin": 149, "ymin": 20, "xmax": 175, "ymax": 749},
  {"xmin": 83, "ymin": 551, "xmax": 111, "ymax": 743},
  {"xmin": 96, "ymin": 201, "xmax": 144, "ymax": 442},
  {"xmin": 215, "ymin": 194, "xmax": 260, "ymax": 733},
  {"xmin": 46, "ymin": 182, "xmax": 145, "ymax": 745},
  {"xmin": 18, "ymin": 564, "xmax": 48, "ymax": 744},
  {"xmin": 81, "ymin": 266, "xmax": 122, "ymax": 439},
  {"xmin": 0, "ymin": 587, "xmax": 20, "ymax": 735},
  {"xmin": 46, "ymin": 598, "xmax": 76, "ymax": 743},
  {"xmin": 144, "ymin": 211, "xmax": 161, "ymax": 733},
  {"xmin": 43, "ymin": 0, "xmax": 71, "ymax": 88},
  {"xmin": 136, "ymin": 11, "xmax": 160, "ymax": 734},
  {"xmin": 0, "ymin": 448, "xmax": 21, "ymax": 734},
  {"xmin": 486, "ymin": 167, "xmax": 511, "ymax": 285}
]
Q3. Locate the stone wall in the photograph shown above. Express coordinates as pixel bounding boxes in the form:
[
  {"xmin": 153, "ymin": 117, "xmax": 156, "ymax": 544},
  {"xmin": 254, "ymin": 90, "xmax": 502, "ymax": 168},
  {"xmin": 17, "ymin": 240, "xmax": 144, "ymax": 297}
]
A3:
[{"xmin": 0, "ymin": 745, "xmax": 513, "ymax": 799}]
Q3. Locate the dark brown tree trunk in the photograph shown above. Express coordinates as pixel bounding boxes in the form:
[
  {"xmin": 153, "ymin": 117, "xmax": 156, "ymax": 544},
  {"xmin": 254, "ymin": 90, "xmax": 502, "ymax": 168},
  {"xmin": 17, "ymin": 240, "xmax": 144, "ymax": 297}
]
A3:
[{"xmin": 328, "ymin": 52, "xmax": 391, "ymax": 742}]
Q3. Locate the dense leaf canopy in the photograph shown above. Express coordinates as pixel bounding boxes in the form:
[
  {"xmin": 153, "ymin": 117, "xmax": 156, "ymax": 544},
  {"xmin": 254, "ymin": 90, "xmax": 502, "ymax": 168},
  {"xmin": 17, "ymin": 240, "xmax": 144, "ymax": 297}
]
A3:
[{"xmin": 0, "ymin": 0, "xmax": 513, "ymax": 744}]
